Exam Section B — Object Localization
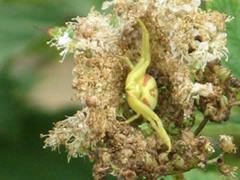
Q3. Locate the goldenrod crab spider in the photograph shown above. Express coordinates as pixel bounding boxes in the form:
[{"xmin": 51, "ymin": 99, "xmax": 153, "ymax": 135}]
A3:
[{"xmin": 121, "ymin": 19, "xmax": 171, "ymax": 152}]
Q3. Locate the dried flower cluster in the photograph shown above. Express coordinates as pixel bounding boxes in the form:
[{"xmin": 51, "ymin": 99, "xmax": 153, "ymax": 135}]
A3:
[
  {"xmin": 41, "ymin": 0, "xmax": 239, "ymax": 179},
  {"xmin": 219, "ymin": 135, "xmax": 237, "ymax": 154}
]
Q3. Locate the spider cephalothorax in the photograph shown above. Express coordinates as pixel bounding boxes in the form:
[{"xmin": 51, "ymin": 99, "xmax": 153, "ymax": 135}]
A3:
[{"xmin": 122, "ymin": 19, "xmax": 171, "ymax": 152}]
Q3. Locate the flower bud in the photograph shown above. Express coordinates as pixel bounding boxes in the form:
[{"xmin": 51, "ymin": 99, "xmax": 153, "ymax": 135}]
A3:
[{"xmin": 218, "ymin": 67, "xmax": 231, "ymax": 83}]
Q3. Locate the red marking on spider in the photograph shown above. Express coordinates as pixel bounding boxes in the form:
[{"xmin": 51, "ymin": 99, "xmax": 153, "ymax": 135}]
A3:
[
  {"xmin": 142, "ymin": 74, "xmax": 151, "ymax": 87},
  {"xmin": 142, "ymin": 98, "xmax": 151, "ymax": 107},
  {"xmin": 149, "ymin": 87, "xmax": 156, "ymax": 97}
]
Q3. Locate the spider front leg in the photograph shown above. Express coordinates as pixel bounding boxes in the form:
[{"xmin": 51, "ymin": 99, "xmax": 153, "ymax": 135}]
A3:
[
  {"xmin": 126, "ymin": 19, "xmax": 150, "ymax": 82},
  {"xmin": 123, "ymin": 113, "xmax": 140, "ymax": 124},
  {"xmin": 137, "ymin": 18, "xmax": 150, "ymax": 63},
  {"xmin": 119, "ymin": 56, "xmax": 134, "ymax": 70},
  {"xmin": 124, "ymin": 18, "xmax": 151, "ymax": 85}
]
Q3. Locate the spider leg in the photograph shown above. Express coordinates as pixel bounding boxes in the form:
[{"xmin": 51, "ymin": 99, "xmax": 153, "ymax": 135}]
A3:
[
  {"xmin": 121, "ymin": 113, "xmax": 140, "ymax": 124},
  {"xmin": 129, "ymin": 94, "xmax": 171, "ymax": 152},
  {"xmin": 154, "ymin": 117, "xmax": 171, "ymax": 152},
  {"xmin": 126, "ymin": 19, "xmax": 151, "ymax": 82},
  {"xmin": 117, "ymin": 56, "xmax": 134, "ymax": 70},
  {"xmin": 126, "ymin": 58, "xmax": 149, "ymax": 85},
  {"xmin": 137, "ymin": 19, "xmax": 150, "ymax": 64},
  {"xmin": 123, "ymin": 19, "xmax": 151, "ymax": 83},
  {"xmin": 119, "ymin": 56, "xmax": 148, "ymax": 79},
  {"xmin": 117, "ymin": 55, "xmax": 146, "ymax": 78}
]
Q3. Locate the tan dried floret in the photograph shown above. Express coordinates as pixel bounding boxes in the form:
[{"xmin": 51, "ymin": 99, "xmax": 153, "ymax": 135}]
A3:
[
  {"xmin": 219, "ymin": 135, "xmax": 237, "ymax": 154},
  {"xmin": 72, "ymin": 53, "xmax": 125, "ymax": 108},
  {"xmin": 41, "ymin": 108, "xmax": 93, "ymax": 160}
]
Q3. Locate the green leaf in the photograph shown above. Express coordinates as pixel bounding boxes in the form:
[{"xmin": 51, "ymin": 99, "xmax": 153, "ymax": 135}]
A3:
[
  {"xmin": 230, "ymin": 106, "xmax": 240, "ymax": 118},
  {"xmin": 110, "ymin": 16, "xmax": 121, "ymax": 28},
  {"xmin": 207, "ymin": 0, "xmax": 240, "ymax": 78},
  {"xmin": 0, "ymin": 147, "xmax": 93, "ymax": 180},
  {"xmin": 118, "ymin": 108, "xmax": 123, "ymax": 116},
  {"xmin": 164, "ymin": 169, "xmax": 221, "ymax": 180},
  {"xmin": 236, "ymin": 90, "xmax": 240, "ymax": 100},
  {"xmin": 202, "ymin": 123, "xmax": 240, "ymax": 138},
  {"xmin": 138, "ymin": 122, "xmax": 153, "ymax": 136},
  {"xmin": 195, "ymin": 109, "xmax": 204, "ymax": 123}
]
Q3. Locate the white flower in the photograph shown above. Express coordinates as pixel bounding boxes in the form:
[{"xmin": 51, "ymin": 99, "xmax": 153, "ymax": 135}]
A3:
[
  {"xmin": 198, "ymin": 42, "xmax": 209, "ymax": 50},
  {"xmin": 191, "ymin": 0, "xmax": 201, "ymax": 8},
  {"xmin": 102, "ymin": 1, "xmax": 114, "ymax": 10},
  {"xmin": 191, "ymin": 83, "xmax": 214, "ymax": 97},
  {"xmin": 182, "ymin": 4, "xmax": 192, "ymax": 12},
  {"xmin": 102, "ymin": 0, "xmax": 133, "ymax": 10},
  {"xmin": 58, "ymin": 32, "xmax": 72, "ymax": 46},
  {"xmin": 205, "ymin": 22, "xmax": 217, "ymax": 34},
  {"xmin": 206, "ymin": 52, "xmax": 216, "ymax": 62},
  {"xmin": 158, "ymin": 0, "xmax": 166, "ymax": 5},
  {"xmin": 56, "ymin": 32, "xmax": 74, "ymax": 62},
  {"xmin": 59, "ymin": 49, "xmax": 69, "ymax": 63},
  {"xmin": 168, "ymin": 0, "xmax": 200, "ymax": 13}
]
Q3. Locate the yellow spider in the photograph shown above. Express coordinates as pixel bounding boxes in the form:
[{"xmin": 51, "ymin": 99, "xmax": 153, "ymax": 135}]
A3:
[{"xmin": 122, "ymin": 19, "xmax": 171, "ymax": 152}]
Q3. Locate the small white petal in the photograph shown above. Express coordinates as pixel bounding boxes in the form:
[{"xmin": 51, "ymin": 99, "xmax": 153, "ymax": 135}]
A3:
[
  {"xmin": 191, "ymin": 83, "xmax": 214, "ymax": 97},
  {"xmin": 198, "ymin": 42, "xmax": 209, "ymax": 50},
  {"xmin": 192, "ymin": 0, "xmax": 201, "ymax": 7},
  {"xmin": 102, "ymin": 1, "xmax": 114, "ymax": 10},
  {"xmin": 206, "ymin": 53, "xmax": 216, "ymax": 62},
  {"xmin": 170, "ymin": 41, "xmax": 176, "ymax": 51},
  {"xmin": 205, "ymin": 22, "xmax": 216, "ymax": 33},
  {"xmin": 168, "ymin": 4, "xmax": 180, "ymax": 13},
  {"xmin": 158, "ymin": 0, "xmax": 166, "ymax": 5},
  {"xmin": 58, "ymin": 32, "xmax": 72, "ymax": 46},
  {"xmin": 182, "ymin": 4, "xmax": 192, "ymax": 12}
]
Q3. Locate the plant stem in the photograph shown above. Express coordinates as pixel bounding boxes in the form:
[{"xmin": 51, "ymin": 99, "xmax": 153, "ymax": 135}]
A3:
[
  {"xmin": 172, "ymin": 173, "xmax": 186, "ymax": 180},
  {"xmin": 207, "ymin": 153, "xmax": 224, "ymax": 165},
  {"xmin": 194, "ymin": 118, "xmax": 208, "ymax": 136}
]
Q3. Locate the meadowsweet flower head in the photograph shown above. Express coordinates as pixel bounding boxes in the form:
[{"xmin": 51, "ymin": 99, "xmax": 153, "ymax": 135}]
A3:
[{"xmin": 42, "ymin": 0, "xmax": 240, "ymax": 179}]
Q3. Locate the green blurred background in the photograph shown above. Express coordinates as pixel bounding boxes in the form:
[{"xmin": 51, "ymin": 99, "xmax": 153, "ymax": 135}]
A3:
[{"xmin": 0, "ymin": 0, "xmax": 239, "ymax": 179}]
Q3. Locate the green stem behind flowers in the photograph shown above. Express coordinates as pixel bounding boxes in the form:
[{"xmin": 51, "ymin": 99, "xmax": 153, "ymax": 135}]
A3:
[
  {"xmin": 172, "ymin": 173, "xmax": 186, "ymax": 180},
  {"xmin": 207, "ymin": 153, "xmax": 224, "ymax": 165},
  {"xmin": 194, "ymin": 118, "xmax": 209, "ymax": 136}
]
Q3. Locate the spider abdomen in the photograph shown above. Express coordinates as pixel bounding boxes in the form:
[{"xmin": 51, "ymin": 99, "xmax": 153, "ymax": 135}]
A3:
[{"xmin": 139, "ymin": 74, "xmax": 158, "ymax": 110}]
